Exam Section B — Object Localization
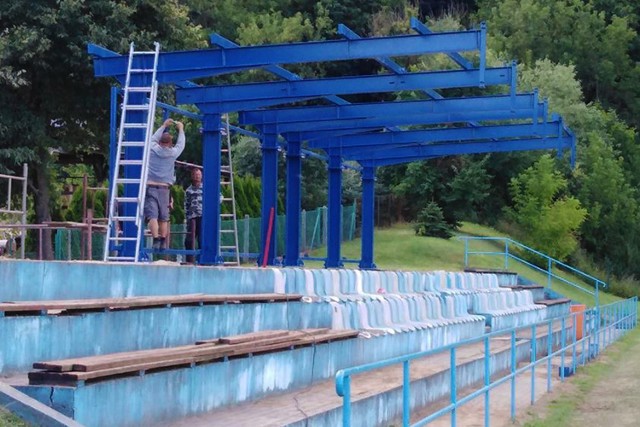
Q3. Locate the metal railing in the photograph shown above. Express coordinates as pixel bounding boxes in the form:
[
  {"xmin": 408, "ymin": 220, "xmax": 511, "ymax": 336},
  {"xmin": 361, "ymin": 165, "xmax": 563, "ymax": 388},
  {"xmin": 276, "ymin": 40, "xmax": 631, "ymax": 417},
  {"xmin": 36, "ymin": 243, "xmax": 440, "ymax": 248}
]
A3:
[
  {"xmin": 460, "ymin": 236, "xmax": 604, "ymax": 307},
  {"xmin": 335, "ymin": 297, "xmax": 637, "ymax": 427},
  {"xmin": 0, "ymin": 163, "xmax": 28, "ymax": 259}
]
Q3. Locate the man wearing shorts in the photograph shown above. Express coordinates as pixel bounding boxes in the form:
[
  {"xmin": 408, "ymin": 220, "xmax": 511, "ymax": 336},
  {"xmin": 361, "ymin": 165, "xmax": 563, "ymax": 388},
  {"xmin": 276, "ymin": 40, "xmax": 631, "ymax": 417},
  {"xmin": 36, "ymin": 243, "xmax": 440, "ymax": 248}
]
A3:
[{"xmin": 144, "ymin": 118, "xmax": 185, "ymax": 250}]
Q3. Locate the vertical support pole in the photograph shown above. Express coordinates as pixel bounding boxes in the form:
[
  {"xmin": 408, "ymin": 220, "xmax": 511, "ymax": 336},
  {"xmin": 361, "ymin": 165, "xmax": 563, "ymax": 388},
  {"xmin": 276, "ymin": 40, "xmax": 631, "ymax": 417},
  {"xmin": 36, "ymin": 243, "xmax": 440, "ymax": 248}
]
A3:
[
  {"xmin": 81, "ymin": 174, "xmax": 88, "ymax": 260},
  {"xmin": 109, "ymin": 86, "xmax": 118, "ymax": 202},
  {"xmin": 504, "ymin": 240, "xmax": 509, "ymax": 269},
  {"xmin": 243, "ymin": 214, "xmax": 250, "ymax": 263},
  {"xmin": 464, "ymin": 239, "xmax": 469, "ymax": 267},
  {"xmin": 547, "ymin": 258, "xmax": 552, "ymax": 288},
  {"xmin": 484, "ymin": 336, "xmax": 490, "ymax": 427},
  {"xmin": 531, "ymin": 323, "xmax": 536, "ymax": 405},
  {"xmin": 301, "ymin": 209, "xmax": 307, "ymax": 253},
  {"xmin": 342, "ymin": 375, "xmax": 351, "ymax": 427},
  {"xmin": 560, "ymin": 317, "xmax": 566, "ymax": 381},
  {"xmin": 325, "ymin": 151, "xmax": 343, "ymax": 268},
  {"xmin": 259, "ymin": 130, "xmax": 278, "ymax": 266},
  {"xmin": 572, "ymin": 311, "xmax": 577, "ymax": 374},
  {"xmin": 403, "ymin": 360, "xmax": 410, "ymax": 427},
  {"xmin": 284, "ymin": 136, "xmax": 302, "ymax": 266},
  {"xmin": 547, "ymin": 320, "xmax": 552, "ymax": 391},
  {"xmin": 510, "ymin": 330, "xmax": 516, "ymax": 421},
  {"xmin": 451, "ymin": 347, "xmax": 457, "ymax": 427},
  {"xmin": 200, "ymin": 114, "xmax": 223, "ymax": 264},
  {"xmin": 20, "ymin": 163, "xmax": 28, "ymax": 259},
  {"xmin": 121, "ymin": 84, "xmax": 145, "ymax": 257},
  {"xmin": 359, "ymin": 165, "xmax": 377, "ymax": 269}
]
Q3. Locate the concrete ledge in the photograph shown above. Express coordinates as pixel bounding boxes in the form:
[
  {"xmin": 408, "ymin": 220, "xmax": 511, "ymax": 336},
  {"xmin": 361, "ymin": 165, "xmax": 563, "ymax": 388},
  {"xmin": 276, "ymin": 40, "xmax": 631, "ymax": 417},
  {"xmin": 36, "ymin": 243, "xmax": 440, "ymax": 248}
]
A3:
[{"xmin": 0, "ymin": 381, "xmax": 82, "ymax": 427}]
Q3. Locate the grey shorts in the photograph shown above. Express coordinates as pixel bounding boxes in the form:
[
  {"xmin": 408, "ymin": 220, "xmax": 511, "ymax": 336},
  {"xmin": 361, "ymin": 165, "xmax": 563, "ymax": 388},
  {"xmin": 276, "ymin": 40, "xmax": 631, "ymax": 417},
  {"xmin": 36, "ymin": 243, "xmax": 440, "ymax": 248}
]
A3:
[{"xmin": 144, "ymin": 186, "xmax": 170, "ymax": 221}]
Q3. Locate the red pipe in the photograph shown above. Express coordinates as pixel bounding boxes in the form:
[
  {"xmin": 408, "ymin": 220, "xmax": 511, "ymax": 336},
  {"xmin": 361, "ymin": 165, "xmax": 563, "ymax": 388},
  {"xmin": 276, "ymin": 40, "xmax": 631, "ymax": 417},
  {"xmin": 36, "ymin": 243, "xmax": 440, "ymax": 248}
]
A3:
[{"xmin": 262, "ymin": 207, "xmax": 275, "ymax": 267}]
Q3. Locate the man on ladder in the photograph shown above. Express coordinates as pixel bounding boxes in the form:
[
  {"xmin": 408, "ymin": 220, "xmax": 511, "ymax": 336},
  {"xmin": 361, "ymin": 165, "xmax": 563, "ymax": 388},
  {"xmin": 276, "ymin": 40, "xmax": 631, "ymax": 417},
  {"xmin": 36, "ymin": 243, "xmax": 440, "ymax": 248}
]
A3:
[{"xmin": 144, "ymin": 118, "xmax": 186, "ymax": 250}]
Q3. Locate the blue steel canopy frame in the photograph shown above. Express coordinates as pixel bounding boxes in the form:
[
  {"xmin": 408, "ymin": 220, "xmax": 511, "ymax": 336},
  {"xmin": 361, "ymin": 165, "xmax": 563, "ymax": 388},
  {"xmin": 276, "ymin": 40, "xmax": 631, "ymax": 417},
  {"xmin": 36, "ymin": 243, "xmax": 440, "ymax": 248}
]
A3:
[{"xmin": 89, "ymin": 20, "xmax": 575, "ymax": 270}]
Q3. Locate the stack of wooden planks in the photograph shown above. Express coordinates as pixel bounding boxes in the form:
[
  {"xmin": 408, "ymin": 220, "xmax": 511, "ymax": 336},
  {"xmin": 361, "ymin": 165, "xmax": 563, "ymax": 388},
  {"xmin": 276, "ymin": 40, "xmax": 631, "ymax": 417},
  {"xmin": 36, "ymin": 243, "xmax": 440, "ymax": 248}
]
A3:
[
  {"xmin": 0, "ymin": 293, "xmax": 302, "ymax": 316},
  {"xmin": 28, "ymin": 329, "xmax": 358, "ymax": 387},
  {"xmin": 535, "ymin": 298, "xmax": 572, "ymax": 306}
]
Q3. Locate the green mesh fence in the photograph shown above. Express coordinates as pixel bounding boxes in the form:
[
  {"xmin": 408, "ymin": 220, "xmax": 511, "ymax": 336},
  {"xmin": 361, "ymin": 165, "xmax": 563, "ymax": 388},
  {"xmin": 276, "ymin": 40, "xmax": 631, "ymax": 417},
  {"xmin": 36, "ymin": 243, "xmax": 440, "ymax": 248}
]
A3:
[{"xmin": 55, "ymin": 202, "xmax": 358, "ymax": 261}]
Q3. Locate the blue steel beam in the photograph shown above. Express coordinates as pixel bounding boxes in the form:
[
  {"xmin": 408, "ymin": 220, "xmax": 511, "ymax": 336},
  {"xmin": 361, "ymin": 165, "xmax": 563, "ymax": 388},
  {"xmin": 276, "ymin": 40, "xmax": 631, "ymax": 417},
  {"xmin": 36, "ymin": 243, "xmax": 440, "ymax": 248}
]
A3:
[
  {"xmin": 240, "ymin": 93, "xmax": 538, "ymax": 125},
  {"xmin": 90, "ymin": 29, "xmax": 486, "ymax": 80},
  {"xmin": 309, "ymin": 121, "xmax": 563, "ymax": 152},
  {"xmin": 355, "ymin": 136, "xmax": 573, "ymax": 166},
  {"xmin": 410, "ymin": 18, "xmax": 474, "ymax": 70},
  {"xmin": 209, "ymin": 34, "xmax": 349, "ymax": 106},
  {"xmin": 176, "ymin": 67, "xmax": 512, "ymax": 113},
  {"xmin": 276, "ymin": 106, "xmax": 544, "ymax": 135}
]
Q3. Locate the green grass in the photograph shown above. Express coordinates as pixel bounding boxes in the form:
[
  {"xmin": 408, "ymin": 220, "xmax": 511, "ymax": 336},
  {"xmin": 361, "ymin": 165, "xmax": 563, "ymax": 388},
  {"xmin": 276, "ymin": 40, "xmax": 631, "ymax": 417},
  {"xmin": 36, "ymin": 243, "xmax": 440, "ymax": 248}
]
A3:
[
  {"xmin": 309, "ymin": 221, "xmax": 622, "ymax": 307},
  {"xmin": 0, "ymin": 409, "xmax": 28, "ymax": 427},
  {"xmin": 521, "ymin": 326, "xmax": 640, "ymax": 427}
]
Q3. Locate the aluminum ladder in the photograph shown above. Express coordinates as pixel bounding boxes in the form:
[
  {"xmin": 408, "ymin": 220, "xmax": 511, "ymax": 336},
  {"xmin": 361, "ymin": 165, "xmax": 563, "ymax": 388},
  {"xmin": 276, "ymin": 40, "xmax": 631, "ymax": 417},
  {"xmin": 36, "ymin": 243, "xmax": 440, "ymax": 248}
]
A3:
[
  {"xmin": 219, "ymin": 114, "xmax": 241, "ymax": 266},
  {"xmin": 103, "ymin": 42, "xmax": 160, "ymax": 262}
]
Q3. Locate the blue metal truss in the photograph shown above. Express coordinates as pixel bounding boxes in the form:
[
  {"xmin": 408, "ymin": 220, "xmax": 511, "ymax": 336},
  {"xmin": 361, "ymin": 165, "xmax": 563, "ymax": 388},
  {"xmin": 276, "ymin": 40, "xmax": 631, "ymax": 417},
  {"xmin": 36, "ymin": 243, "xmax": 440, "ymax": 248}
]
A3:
[{"xmin": 89, "ymin": 20, "xmax": 575, "ymax": 270}]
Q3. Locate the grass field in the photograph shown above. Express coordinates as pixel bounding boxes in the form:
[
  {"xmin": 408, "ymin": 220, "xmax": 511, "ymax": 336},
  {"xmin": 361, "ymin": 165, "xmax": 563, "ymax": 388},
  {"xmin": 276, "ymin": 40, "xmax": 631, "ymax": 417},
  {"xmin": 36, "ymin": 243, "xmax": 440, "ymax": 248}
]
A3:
[
  {"xmin": 309, "ymin": 222, "xmax": 620, "ymax": 306},
  {"xmin": 0, "ymin": 408, "xmax": 27, "ymax": 427}
]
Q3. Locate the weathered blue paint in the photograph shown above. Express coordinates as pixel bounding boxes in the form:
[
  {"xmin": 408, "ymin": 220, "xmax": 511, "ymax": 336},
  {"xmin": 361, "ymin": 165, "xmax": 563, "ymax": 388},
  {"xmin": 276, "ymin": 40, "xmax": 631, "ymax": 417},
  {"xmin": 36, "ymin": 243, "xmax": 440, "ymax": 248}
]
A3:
[
  {"xmin": 259, "ymin": 132, "xmax": 279, "ymax": 266},
  {"xmin": 284, "ymin": 136, "xmax": 302, "ymax": 267},
  {"xmin": 0, "ymin": 302, "xmax": 330, "ymax": 373},
  {"xmin": 0, "ymin": 382, "xmax": 78, "ymax": 426},
  {"xmin": 359, "ymin": 166, "xmax": 376, "ymax": 269},
  {"xmin": 200, "ymin": 114, "xmax": 223, "ymax": 264},
  {"xmin": 325, "ymin": 153, "xmax": 344, "ymax": 268}
]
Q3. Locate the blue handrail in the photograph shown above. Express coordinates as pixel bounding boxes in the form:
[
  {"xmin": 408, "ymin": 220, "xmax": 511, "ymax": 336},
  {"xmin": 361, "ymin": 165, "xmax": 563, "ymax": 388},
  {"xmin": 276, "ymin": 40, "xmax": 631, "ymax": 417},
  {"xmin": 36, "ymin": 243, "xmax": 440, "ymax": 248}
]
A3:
[
  {"xmin": 335, "ymin": 297, "xmax": 638, "ymax": 427},
  {"xmin": 460, "ymin": 236, "xmax": 604, "ymax": 307}
]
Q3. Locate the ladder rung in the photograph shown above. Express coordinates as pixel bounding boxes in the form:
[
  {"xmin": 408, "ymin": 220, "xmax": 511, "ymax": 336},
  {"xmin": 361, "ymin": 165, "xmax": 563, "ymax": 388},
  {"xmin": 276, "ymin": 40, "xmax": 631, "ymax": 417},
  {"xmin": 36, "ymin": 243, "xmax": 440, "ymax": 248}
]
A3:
[
  {"xmin": 220, "ymin": 230, "xmax": 235, "ymax": 233},
  {"xmin": 108, "ymin": 237, "xmax": 138, "ymax": 241},
  {"xmin": 124, "ymin": 105, "xmax": 150, "ymax": 111},
  {"xmin": 130, "ymin": 68, "xmax": 155, "ymax": 73},
  {"xmin": 113, "ymin": 216, "xmax": 138, "ymax": 222},
  {"xmin": 221, "ymin": 181, "xmax": 231, "ymax": 185},
  {"xmin": 132, "ymin": 51, "xmax": 156, "ymax": 55},
  {"xmin": 121, "ymin": 141, "xmax": 146, "ymax": 147},
  {"xmin": 119, "ymin": 160, "xmax": 143, "ymax": 166},
  {"xmin": 115, "ymin": 197, "xmax": 140, "ymax": 203},
  {"xmin": 221, "ymin": 198, "xmax": 233, "ymax": 202},
  {"xmin": 107, "ymin": 256, "xmax": 137, "ymax": 261},
  {"xmin": 223, "ymin": 262, "xmax": 239, "ymax": 266},
  {"xmin": 116, "ymin": 179, "xmax": 141, "ymax": 184},
  {"xmin": 220, "ymin": 246, "xmax": 238, "ymax": 250},
  {"xmin": 220, "ymin": 214, "xmax": 234, "ymax": 218},
  {"xmin": 122, "ymin": 123, "xmax": 148, "ymax": 128},
  {"xmin": 221, "ymin": 149, "xmax": 229, "ymax": 153},
  {"xmin": 128, "ymin": 87, "xmax": 153, "ymax": 92}
]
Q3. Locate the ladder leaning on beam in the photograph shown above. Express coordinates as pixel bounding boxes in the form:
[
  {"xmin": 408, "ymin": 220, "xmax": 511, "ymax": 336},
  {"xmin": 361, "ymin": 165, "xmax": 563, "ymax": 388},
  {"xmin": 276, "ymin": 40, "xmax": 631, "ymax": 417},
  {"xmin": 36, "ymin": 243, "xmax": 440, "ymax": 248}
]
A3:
[
  {"xmin": 103, "ymin": 42, "xmax": 160, "ymax": 262},
  {"xmin": 219, "ymin": 114, "xmax": 241, "ymax": 266}
]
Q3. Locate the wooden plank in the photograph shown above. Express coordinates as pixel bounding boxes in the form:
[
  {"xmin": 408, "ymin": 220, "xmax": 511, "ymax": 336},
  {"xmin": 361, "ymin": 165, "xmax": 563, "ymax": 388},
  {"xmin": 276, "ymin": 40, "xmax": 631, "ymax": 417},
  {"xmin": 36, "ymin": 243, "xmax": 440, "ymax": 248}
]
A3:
[
  {"xmin": 217, "ymin": 330, "xmax": 290, "ymax": 345},
  {"xmin": 2, "ymin": 293, "xmax": 302, "ymax": 314},
  {"xmin": 535, "ymin": 298, "xmax": 571, "ymax": 306}
]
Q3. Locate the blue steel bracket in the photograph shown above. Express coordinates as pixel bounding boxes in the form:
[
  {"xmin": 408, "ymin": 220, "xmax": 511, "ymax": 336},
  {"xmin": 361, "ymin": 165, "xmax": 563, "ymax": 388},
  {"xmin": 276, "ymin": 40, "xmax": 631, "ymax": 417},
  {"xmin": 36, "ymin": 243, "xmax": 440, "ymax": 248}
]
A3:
[{"xmin": 90, "ymin": 30, "xmax": 485, "ymax": 81}]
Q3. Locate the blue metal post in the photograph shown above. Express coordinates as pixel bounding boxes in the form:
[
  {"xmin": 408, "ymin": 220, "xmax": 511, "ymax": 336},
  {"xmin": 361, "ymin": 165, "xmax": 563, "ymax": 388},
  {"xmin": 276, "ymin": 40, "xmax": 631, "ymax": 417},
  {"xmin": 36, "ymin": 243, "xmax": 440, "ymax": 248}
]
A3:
[
  {"xmin": 531, "ymin": 324, "xmax": 536, "ymax": 405},
  {"xmin": 547, "ymin": 258, "xmax": 552, "ymax": 288},
  {"xmin": 547, "ymin": 321, "xmax": 552, "ymax": 391},
  {"xmin": 560, "ymin": 317, "xmax": 566, "ymax": 381},
  {"xmin": 284, "ymin": 136, "xmax": 302, "ymax": 266},
  {"xmin": 403, "ymin": 360, "xmax": 410, "ymax": 427},
  {"xmin": 200, "ymin": 114, "xmax": 223, "ymax": 264},
  {"xmin": 121, "ymin": 77, "xmax": 146, "ymax": 257},
  {"xmin": 259, "ymin": 131, "xmax": 279, "ymax": 266},
  {"xmin": 359, "ymin": 166, "xmax": 377, "ymax": 269},
  {"xmin": 464, "ymin": 239, "xmax": 469, "ymax": 267},
  {"xmin": 451, "ymin": 347, "xmax": 457, "ymax": 427},
  {"xmin": 325, "ymin": 151, "xmax": 343, "ymax": 268},
  {"xmin": 572, "ymin": 311, "xmax": 577, "ymax": 374},
  {"xmin": 342, "ymin": 375, "xmax": 351, "ymax": 427},
  {"xmin": 108, "ymin": 86, "xmax": 118, "ymax": 213},
  {"xmin": 484, "ymin": 336, "xmax": 490, "ymax": 427},
  {"xmin": 510, "ymin": 330, "xmax": 516, "ymax": 421},
  {"xmin": 504, "ymin": 240, "xmax": 509, "ymax": 269}
]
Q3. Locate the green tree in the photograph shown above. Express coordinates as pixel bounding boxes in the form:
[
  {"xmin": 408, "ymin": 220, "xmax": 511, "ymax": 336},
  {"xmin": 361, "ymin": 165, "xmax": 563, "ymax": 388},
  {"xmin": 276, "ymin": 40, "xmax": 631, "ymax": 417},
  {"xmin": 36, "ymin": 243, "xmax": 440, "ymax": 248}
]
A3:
[
  {"xmin": 505, "ymin": 155, "xmax": 586, "ymax": 261},
  {"xmin": 0, "ymin": 0, "xmax": 203, "ymax": 258}
]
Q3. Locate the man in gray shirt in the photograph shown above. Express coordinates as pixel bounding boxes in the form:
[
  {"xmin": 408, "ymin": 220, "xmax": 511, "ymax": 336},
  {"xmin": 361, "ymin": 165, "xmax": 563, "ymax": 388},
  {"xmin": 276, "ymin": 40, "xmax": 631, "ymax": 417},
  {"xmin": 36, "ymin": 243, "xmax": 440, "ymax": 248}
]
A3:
[{"xmin": 144, "ymin": 118, "xmax": 185, "ymax": 250}]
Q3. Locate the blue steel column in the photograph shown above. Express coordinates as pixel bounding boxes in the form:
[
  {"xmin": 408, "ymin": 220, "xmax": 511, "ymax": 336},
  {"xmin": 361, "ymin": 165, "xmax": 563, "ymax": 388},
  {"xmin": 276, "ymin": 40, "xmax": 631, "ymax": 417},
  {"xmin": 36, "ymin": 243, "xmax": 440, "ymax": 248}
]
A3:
[
  {"xmin": 284, "ymin": 136, "xmax": 302, "ymax": 266},
  {"xmin": 200, "ymin": 114, "xmax": 223, "ymax": 264},
  {"xmin": 121, "ymin": 76, "xmax": 146, "ymax": 257},
  {"xmin": 325, "ymin": 151, "xmax": 343, "ymax": 268},
  {"xmin": 259, "ymin": 130, "xmax": 279, "ymax": 266},
  {"xmin": 359, "ymin": 166, "xmax": 377, "ymax": 269},
  {"xmin": 108, "ymin": 86, "xmax": 118, "ymax": 201}
]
